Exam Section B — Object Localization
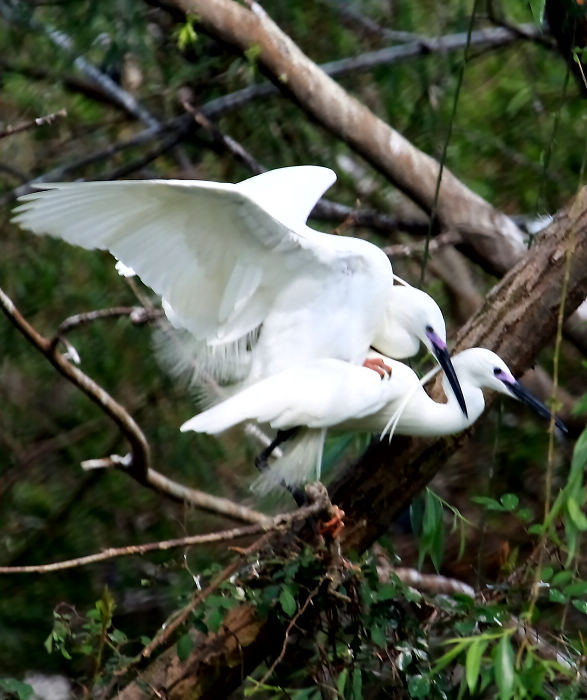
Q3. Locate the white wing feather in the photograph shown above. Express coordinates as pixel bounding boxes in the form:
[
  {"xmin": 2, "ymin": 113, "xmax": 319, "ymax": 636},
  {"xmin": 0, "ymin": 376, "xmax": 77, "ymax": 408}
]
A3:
[
  {"xmin": 180, "ymin": 359, "xmax": 403, "ymax": 434},
  {"xmin": 12, "ymin": 167, "xmax": 337, "ymax": 345}
]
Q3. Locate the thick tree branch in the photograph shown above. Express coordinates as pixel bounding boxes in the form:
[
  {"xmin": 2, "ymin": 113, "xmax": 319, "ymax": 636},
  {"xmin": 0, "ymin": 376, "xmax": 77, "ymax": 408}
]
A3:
[
  {"xmin": 331, "ymin": 187, "xmax": 587, "ymax": 552},
  {"xmin": 169, "ymin": 0, "xmax": 525, "ymax": 271}
]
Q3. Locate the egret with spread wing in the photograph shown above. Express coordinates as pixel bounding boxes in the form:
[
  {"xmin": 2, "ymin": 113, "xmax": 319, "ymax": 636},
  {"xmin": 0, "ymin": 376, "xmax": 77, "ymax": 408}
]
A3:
[
  {"xmin": 12, "ymin": 166, "xmax": 466, "ymax": 414},
  {"xmin": 181, "ymin": 348, "xmax": 567, "ymax": 492}
]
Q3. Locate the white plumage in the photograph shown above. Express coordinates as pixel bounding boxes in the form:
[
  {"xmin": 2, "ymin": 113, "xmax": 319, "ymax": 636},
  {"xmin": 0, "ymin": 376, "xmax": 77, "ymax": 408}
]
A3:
[
  {"xmin": 12, "ymin": 167, "xmax": 462, "ymax": 391},
  {"xmin": 181, "ymin": 348, "xmax": 567, "ymax": 491}
]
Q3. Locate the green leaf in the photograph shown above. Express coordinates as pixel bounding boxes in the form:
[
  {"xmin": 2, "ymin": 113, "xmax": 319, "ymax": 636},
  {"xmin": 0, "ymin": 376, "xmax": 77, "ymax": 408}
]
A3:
[
  {"xmin": 567, "ymin": 497, "xmax": 587, "ymax": 531},
  {"xmin": 493, "ymin": 636, "xmax": 515, "ymax": 700},
  {"xmin": 407, "ymin": 675, "xmax": 430, "ymax": 698},
  {"xmin": 472, "ymin": 495, "xmax": 504, "ymax": 511},
  {"xmin": 336, "ymin": 668, "xmax": 348, "ymax": 696},
  {"xmin": 571, "ymin": 599, "xmax": 587, "ymax": 614},
  {"xmin": 207, "ymin": 606, "xmax": 224, "ymax": 633},
  {"xmin": 177, "ymin": 633, "xmax": 194, "ymax": 662},
  {"xmin": 562, "ymin": 580, "xmax": 587, "ymax": 596},
  {"xmin": 279, "ymin": 587, "xmax": 297, "ymax": 618},
  {"xmin": 548, "ymin": 588, "xmax": 568, "ymax": 604},
  {"xmin": 517, "ymin": 507, "xmax": 533, "ymax": 522},
  {"xmin": 552, "ymin": 570, "xmax": 574, "ymax": 587},
  {"xmin": 570, "ymin": 425, "xmax": 587, "ymax": 480},
  {"xmin": 0, "ymin": 679, "xmax": 34, "ymax": 700},
  {"xmin": 539, "ymin": 566, "xmax": 554, "ymax": 582},
  {"xmin": 377, "ymin": 583, "xmax": 397, "ymax": 601},
  {"xmin": 500, "ymin": 493, "xmax": 519, "ymax": 511},
  {"xmin": 466, "ymin": 639, "xmax": 488, "ymax": 693},
  {"xmin": 370, "ymin": 623, "xmax": 386, "ymax": 648},
  {"xmin": 108, "ymin": 628, "xmax": 127, "ymax": 645},
  {"xmin": 351, "ymin": 667, "xmax": 363, "ymax": 699},
  {"xmin": 528, "ymin": 0, "xmax": 546, "ymax": 24},
  {"xmin": 528, "ymin": 523, "xmax": 544, "ymax": 535},
  {"xmin": 432, "ymin": 641, "xmax": 467, "ymax": 673}
]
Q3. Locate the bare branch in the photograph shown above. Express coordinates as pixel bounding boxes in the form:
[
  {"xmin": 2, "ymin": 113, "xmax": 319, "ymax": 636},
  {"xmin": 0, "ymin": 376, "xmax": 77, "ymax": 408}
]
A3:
[
  {"xmin": 55, "ymin": 306, "xmax": 162, "ymax": 341},
  {"xmin": 0, "ymin": 286, "xmax": 151, "ymax": 478},
  {"xmin": 0, "ymin": 115, "xmax": 191, "ymax": 205},
  {"xmin": 0, "ymin": 500, "xmax": 326, "ymax": 574},
  {"xmin": 383, "ymin": 230, "xmax": 463, "ymax": 260},
  {"xmin": 0, "ymin": 108, "xmax": 67, "ymax": 140},
  {"xmin": 319, "ymin": 25, "xmax": 546, "ymax": 78},
  {"xmin": 0, "ymin": 286, "xmax": 270, "ymax": 526}
]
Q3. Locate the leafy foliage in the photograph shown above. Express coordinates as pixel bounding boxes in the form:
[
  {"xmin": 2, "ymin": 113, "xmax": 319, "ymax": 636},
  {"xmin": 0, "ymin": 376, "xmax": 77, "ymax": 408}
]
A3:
[{"xmin": 0, "ymin": 0, "xmax": 585, "ymax": 696}]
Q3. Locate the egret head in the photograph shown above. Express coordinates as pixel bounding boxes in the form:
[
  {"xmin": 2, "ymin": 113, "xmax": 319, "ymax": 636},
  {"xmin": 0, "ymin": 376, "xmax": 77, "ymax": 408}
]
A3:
[
  {"xmin": 373, "ymin": 285, "xmax": 468, "ymax": 416},
  {"xmin": 454, "ymin": 348, "xmax": 568, "ymax": 434}
]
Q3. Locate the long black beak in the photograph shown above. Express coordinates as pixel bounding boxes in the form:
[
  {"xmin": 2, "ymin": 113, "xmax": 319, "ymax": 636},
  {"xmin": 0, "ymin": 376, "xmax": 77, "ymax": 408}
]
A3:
[
  {"xmin": 426, "ymin": 330, "xmax": 468, "ymax": 417},
  {"xmin": 504, "ymin": 380, "xmax": 568, "ymax": 434}
]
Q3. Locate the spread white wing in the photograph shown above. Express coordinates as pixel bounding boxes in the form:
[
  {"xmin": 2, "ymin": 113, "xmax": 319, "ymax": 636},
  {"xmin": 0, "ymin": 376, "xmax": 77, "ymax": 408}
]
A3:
[{"xmin": 12, "ymin": 166, "xmax": 343, "ymax": 344}]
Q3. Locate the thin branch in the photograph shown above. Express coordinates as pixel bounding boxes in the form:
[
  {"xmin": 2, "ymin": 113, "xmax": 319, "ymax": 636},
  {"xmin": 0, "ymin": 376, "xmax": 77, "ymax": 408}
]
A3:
[
  {"xmin": 54, "ymin": 306, "xmax": 161, "ymax": 343},
  {"xmin": 142, "ymin": 536, "xmax": 266, "ymax": 659},
  {"xmin": 43, "ymin": 27, "xmax": 158, "ymax": 128},
  {"xmin": 383, "ymin": 230, "xmax": 462, "ymax": 259},
  {"xmin": 392, "ymin": 568, "xmax": 475, "ymax": 598},
  {"xmin": 0, "ymin": 1, "xmax": 158, "ymax": 127},
  {"xmin": 103, "ymin": 128, "xmax": 189, "ymax": 180},
  {"xmin": 319, "ymin": 24, "xmax": 544, "ymax": 78},
  {"xmin": 0, "ymin": 115, "xmax": 190, "ymax": 205},
  {"xmin": 0, "ymin": 286, "xmax": 270, "ymax": 526},
  {"xmin": 259, "ymin": 577, "xmax": 327, "ymax": 685},
  {"xmin": 323, "ymin": 0, "xmax": 429, "ymax": 44},
  {"xmin": 0, "ymin": 500, "xmax": 325, "ymax": 574},
  {"xmin": 0, "ymin": 285, "xmax": 150, "ymax": 479},
  {"xmin": 0, "ymin": 108, "xmax": 67, "ymax": 140}
]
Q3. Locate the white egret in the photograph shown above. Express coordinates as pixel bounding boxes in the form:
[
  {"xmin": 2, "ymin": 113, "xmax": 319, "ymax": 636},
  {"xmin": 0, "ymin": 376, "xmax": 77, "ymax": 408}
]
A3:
[
  {"xmin": 181, "ymin": 348, "xmax": 567, "ymax": 492},
  {"xmin": 12, "ymin": 166, "xmax": 467, "ymax": 412}
]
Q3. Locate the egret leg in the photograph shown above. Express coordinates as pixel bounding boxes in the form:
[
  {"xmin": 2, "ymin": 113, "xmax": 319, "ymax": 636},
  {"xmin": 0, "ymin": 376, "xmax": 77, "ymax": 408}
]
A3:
[{"xmin": 254, "ymin": 427, "xmax": 299, "ymax": 472}]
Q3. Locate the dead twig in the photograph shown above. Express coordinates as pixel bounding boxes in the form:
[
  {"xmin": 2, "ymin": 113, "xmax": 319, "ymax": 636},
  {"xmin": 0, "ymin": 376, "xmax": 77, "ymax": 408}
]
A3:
[
  {"xmin": 259, "ymin": 577, "xmax": 327, "ymax": 686},
  {"xmin": 383, "ymin": 230, "xmax": 463, "ymax": 260},
  {"xmin": 52, "ymin": 306, "xmax": 162, "ymax": 350},
  {"xmin": 0, "ymin": 500, "xmax": 324, "ymax": 574},
  {"xmin": 0, "ymin": 286, "xmax": 151, "ymax": 480},
  {"xmin": 0, "ymin": 108, "xmax": 67, "ymax": 140}
]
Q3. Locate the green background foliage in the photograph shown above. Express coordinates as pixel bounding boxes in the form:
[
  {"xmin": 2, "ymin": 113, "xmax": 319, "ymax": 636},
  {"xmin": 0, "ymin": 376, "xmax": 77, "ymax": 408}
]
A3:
[{"xmin": 0, "ymin": 0, "xmax": 586, "ymax": 696}]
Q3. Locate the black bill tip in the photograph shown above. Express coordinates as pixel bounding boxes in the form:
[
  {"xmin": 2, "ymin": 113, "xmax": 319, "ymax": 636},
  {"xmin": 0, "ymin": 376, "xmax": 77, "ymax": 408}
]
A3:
[{"xmin": 506, "ymin": 380, "xmax": 568, "ymax": 435}]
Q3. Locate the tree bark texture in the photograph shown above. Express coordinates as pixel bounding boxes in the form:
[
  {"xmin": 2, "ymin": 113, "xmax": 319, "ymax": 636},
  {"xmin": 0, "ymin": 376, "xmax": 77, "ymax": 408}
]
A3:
[{"xmin": 331, "ymin": 186, "xmax": 587, "ymax": 552}]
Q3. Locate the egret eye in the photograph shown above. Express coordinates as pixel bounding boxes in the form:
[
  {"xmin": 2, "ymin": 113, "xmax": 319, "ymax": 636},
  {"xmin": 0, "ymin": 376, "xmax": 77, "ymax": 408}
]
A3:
[
  {"xmin": 493, "ymin": 367, "xmax": 502, "ymax": 376},
  {"xmin": 425, "ymin": 325, "xmax": 433, "ymax": 333}
]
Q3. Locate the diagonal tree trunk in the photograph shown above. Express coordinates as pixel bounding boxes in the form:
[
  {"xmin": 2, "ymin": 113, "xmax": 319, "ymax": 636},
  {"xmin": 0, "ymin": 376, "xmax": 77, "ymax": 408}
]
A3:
[
  {"xmin": 331, "ymin": 187, "xmax": 587, "ymax": 551},
  {"xmin": 114, "ymin": 184, "xmax": 587, "ymax": 700},
  {"xmin": 165, "ymin": 0, "xmax": 524, "ymax": 272}
]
